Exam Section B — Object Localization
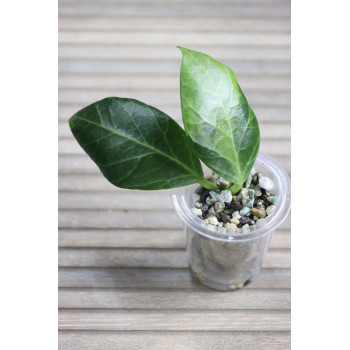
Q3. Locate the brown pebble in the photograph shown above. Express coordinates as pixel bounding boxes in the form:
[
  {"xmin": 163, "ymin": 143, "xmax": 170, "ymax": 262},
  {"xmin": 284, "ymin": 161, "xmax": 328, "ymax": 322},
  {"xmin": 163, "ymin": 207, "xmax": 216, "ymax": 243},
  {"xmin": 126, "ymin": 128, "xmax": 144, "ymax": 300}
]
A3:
[{"xmin": 251, "ymin": 207, "xmax": 263, "ymax": 218}]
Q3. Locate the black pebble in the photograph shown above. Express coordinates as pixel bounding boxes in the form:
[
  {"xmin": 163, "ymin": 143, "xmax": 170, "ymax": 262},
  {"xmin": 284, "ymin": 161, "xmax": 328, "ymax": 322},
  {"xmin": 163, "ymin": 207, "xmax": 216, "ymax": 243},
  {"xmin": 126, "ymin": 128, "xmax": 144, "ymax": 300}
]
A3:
[
  {"xmin": 221, "ymin": 214, "xmax": 231, "ymax": 223},
  {"xmin": 240, "ymin": 216, "xmax": 254, "ymax": 226},
  {"xmin": 200, "ymin": 189, "xmax": 210, "ymax": 203},
  {"xmin": 229, "ymin": 202, "xmax": 242, "ymax": 211}
]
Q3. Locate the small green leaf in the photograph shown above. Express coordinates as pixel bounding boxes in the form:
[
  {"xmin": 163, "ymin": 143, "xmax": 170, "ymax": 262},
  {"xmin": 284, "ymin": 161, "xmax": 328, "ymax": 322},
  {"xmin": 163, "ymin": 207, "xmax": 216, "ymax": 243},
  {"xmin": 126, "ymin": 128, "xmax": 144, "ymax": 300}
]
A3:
[
  {"xmin": 178, "ymin": 47, "xmax": 260, "ymax": 191},
  {"xmin": 69, "ymin": 97, "xmax": 212, "ymax": 190}
]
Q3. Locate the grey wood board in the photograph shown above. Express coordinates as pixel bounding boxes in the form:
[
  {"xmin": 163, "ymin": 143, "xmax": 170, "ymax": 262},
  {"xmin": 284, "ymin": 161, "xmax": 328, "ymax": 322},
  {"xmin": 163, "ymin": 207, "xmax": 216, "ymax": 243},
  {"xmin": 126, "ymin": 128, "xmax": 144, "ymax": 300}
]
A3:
[
  {"xmin": 58, "ymin": 331, "xmax": 291, "ymax": 350},
  {"xmin": 58, "ymin": 248, "xmax": 290, "ymax": 268},
  {"xmin": 58, "ymin": 228, "xmax": 290, "ymax": 249},
  {"xmin": 58, "ymin": 309, "xmax": 290, "ymax": 331},
  {"xmin": 58, "ymin": 288, "xmax": 290, "ymax": 309},
  {"xmin": 59, "ymin": 4, "xmax": 290, "ymax": 18},
  {"xmin": 58, "ymin": 267, "xmax": 290, "ymax": 289},
  {"xmin": 59, "ymin": 31, "xmax": 290, "ymax": 46},
  {"xmin": 58, "ymin": 15, "xmax": 290, "ymax": 31}
]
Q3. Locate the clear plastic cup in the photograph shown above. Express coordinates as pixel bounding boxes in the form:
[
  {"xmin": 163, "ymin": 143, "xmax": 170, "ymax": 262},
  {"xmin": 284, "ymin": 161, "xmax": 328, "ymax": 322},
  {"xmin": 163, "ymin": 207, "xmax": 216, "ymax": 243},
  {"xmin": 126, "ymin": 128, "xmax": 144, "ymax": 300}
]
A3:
[{"xmin": 171, "ymin": 152, "xmax": 291, "ymax": 291}]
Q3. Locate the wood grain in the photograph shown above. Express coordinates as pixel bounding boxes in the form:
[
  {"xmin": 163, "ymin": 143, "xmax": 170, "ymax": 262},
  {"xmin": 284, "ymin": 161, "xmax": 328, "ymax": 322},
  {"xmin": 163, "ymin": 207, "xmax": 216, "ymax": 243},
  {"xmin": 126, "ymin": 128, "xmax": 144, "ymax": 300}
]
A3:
[
  {"xmin": 58, "ymin": 288, "xmax": 290, "ymax": 309},
  {"xmin": 58, "ymin": 248, "xmax": 290, "ymax": 269},
  {"xmin": 58, "ymin": 229, "xmax": 290, "ymax": 249},
  {"xmin": 59, "ymin": 3, "xmax": 290, "ymax": 19},
  {"xmin": 58, "ymin": 331, "xmax": 291, "ymax": 350},
  {"xmin": 58, "ymin": 309, "xmax": 290, "ymax": 331},
  {"xmin": 58, "ymin": 267, "xmax": 291, "ymax": 289}
]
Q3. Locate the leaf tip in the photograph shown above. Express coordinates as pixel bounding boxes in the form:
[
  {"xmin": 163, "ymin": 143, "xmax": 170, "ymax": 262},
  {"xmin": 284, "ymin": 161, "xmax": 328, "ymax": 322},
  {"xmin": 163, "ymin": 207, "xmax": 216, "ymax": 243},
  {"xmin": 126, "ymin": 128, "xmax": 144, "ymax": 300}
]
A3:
[{"xmin": 177, "ymin": 46, "xmax": 189, "ymax": 54}]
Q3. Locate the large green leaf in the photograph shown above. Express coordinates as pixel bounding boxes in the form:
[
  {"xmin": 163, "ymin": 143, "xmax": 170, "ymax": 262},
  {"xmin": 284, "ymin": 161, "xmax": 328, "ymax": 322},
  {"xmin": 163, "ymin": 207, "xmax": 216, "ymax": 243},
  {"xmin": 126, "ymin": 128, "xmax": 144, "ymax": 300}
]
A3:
[
  {"xmin": 69, "ymin": 97, "xmax": 210, "ymax": 190},
  {"xmin": 179, "ymin": 47, "xmax": 260, "ymax": 191}
]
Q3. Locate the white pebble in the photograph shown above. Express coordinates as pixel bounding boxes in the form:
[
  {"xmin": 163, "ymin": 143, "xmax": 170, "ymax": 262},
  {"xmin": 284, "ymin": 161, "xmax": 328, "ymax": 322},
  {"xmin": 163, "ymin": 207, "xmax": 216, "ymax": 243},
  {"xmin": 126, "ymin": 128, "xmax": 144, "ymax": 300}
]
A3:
[
  {"xmin": 266, "ymin": 205, "xmax": 275, "ymax": 216},
  {"xmin": 207, "ymin": 216, "xmax": 219, "ymax": 226},
  {"xmin": 230, "ymin": 218, "xmax": 240, "ymax": 225},
  {"xmin": 192, "ymin": 208, "xmax": 202, "ymax": 216},
  {"xmin": 242, "ymin": 224, "xmax": 250, "ymax": 233},
  {"xmin": 232, "ymin": 211, "xmax": 241, "ymax": 220},
  {"xmin": 224, "ymin": 222, "xmax": 237, "ymax": 230},
  {"xmin": 218, "ymin": 190, "xmax": 232, "ymax": 203},
  {"xmin": 259, "ymin": 176, "xmax": 275, "ymax": 191}
]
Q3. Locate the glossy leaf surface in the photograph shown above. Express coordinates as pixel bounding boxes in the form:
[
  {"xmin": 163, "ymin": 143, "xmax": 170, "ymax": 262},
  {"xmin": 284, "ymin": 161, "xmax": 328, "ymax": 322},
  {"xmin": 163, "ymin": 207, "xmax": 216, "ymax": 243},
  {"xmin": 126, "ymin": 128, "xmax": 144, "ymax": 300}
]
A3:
[
  {"xmin": 69, "ymin": 97, "xmax": 206, "ymax": 190},
  {"xmin": 179, "ymin": 47, "xmax": 260, "ymax": 189}
]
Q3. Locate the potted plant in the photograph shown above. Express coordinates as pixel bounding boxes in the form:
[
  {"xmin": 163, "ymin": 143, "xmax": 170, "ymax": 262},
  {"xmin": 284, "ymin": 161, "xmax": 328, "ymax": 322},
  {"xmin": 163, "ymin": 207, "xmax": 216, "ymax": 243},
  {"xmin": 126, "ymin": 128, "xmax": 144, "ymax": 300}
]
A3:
[{"xmin": 69, "ymin": 47, "xmax": 291, "ymax": 291}]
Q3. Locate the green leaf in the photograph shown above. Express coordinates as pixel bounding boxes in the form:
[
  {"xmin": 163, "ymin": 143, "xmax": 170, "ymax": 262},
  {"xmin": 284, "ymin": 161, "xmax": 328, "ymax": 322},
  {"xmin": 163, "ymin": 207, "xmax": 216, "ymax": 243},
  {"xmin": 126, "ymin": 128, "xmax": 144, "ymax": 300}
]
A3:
[
  {"xmin": 69, "ymin": 97, "xmax": 212, "ymax": 190},
  {"xmin": 178, "ymin": 47, "xmax": 260, "ymax": 191}
]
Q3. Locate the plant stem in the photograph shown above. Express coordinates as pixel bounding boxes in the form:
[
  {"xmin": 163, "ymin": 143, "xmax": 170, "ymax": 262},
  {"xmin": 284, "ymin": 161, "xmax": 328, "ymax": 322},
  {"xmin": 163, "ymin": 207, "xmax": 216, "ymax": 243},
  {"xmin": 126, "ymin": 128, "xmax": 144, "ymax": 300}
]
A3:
[
  {"xmin": 198, "ymin": 178, "xmax": 218, "ymax": 190},
  {"xmin": 229, "ymin": 182, "xmax": 242, "ymax": 194}
]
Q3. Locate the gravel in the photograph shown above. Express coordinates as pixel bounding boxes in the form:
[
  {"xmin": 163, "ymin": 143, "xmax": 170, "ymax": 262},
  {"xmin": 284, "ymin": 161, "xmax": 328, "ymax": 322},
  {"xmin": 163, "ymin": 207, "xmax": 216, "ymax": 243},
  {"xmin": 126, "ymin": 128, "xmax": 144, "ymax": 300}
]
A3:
[{"xmin": 191, "ymin": 171, "xmax": 278, "ymax": 233}]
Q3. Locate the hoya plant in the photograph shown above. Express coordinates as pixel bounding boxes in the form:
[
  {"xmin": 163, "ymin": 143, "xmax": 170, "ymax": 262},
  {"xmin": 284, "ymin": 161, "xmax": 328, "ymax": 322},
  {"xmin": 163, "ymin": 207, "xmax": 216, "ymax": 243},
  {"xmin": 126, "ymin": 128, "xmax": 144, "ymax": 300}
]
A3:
[{"xmin": 69, "ymin": 47, "xmax": 260, "ymax": 194}]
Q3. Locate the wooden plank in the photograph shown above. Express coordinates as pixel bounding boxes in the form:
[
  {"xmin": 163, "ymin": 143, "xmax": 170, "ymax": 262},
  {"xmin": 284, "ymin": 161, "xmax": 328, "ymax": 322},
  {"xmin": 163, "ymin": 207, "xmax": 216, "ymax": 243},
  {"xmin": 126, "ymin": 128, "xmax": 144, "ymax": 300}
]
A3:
[
  {"xmin": 58, "ymin": 45, "xmax": 290, "ymax": 61},
  {"xmin": 58, "ymin": 32, "xmax": 290, "ymax": 46},
  {"xmin": 59, "ymin": 174, "xmax": 126, "ymax": 191},
  {"xmin": 58, "ymin": 74, "xmax": 290, "ymax": 90},
  {"xmin": 58, "ymin": 229, "xmax": 290, "ymax": 249},
  {"xmin": 58, "ymin": 89, "xmax": 290, "ymax": 107},
  {"xmin": 59, "ymin": 105, "xmax": 291, "ymax": 123},
  {"xmin": 59, "ymin": 59, "xmax": 290, "ymax": 76},
  {"xmin": 59, "ymin": 191, "xmax": 173, "ymax": 210},
  {"xmin": 58, "ymin": 248, "xmax": 290, "ymax": 268},
  {"xmin": 58, "ymin": 16, "xmax": 290, "ymax": 31},
  {"xmin": 60, "ymin": 0, "xmax": 290, "ymax": 5},
  {"xmin": 59, "ymin": 121, "xmax": 290, "ymax": 139},
  {"xmin": 58, "ymin": 267, "xmax": 291, "ymax": 289},
  {"xmin": 58, "ymin": 288, "xmax": 290, "ymax": 309},
  {"xmin": 58, "ymin": 138, "xmax": 290, "ymax": 156},
  {"xmin": 58, "ymin": 0, "xmax": 290, "ymax": 17},
  {"xmin": 58, "ymin": 209, "xmax": 291, "ymax": 230},
  {"xmin": 59, "ymin": 5, "xmax": 290, "ymax": 19},
  {"xmin": 58, "ymin": 330, "xmax": 291, "ymax": 350},
  {"xmin": 58, "ymin": 309, "xmax": 290, "ymax": 331},
  {"xmin": 58, "ymin": 30, "xmax": 290, "ymax": 47}
]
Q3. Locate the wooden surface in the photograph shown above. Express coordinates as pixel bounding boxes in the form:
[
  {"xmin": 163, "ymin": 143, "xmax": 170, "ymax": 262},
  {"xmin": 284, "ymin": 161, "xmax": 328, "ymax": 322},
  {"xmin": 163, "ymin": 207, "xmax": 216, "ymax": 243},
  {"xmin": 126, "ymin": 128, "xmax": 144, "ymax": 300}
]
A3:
[{"xmin": 58, "ymin": 0, "xmax": 291, "ymax": 348}]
